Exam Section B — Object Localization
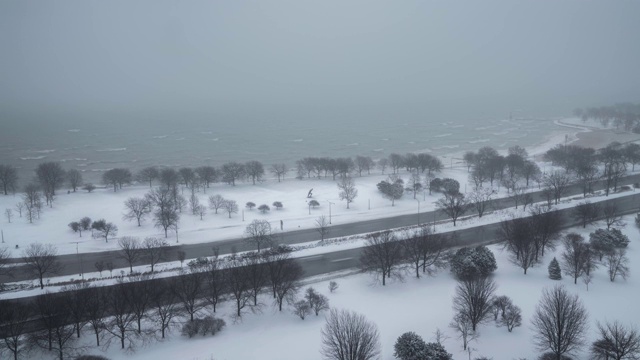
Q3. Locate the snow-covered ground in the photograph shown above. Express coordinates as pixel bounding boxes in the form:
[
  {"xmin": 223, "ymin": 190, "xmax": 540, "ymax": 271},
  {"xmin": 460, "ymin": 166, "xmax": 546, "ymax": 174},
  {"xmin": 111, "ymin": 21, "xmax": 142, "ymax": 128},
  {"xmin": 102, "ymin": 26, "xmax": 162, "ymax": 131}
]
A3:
[
  {"xmin": 0, "ymin": 118, "xmax": 594, "ymax": 259},
  {"xmin": 56, "ymin": 214, "xmax": 636, "ymax": 360},
  {"xmin": 3, "ymin": 117, "xmax": 640, "ymax": 359}
]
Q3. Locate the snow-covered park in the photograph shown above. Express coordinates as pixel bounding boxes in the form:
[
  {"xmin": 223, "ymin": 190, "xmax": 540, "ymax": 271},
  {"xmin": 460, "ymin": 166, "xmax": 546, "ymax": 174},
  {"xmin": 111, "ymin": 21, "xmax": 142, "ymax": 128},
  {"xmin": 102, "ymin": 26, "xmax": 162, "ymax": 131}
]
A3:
[{"xmin": 1, "ymin": 116, "xmax": 640, "ymax": 360}]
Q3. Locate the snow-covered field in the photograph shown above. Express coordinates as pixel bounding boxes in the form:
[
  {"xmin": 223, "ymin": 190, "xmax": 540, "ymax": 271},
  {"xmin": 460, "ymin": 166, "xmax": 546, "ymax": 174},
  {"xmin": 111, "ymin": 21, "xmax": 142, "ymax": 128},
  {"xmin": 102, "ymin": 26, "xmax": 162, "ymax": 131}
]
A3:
[
  {"xmin": 3, "ymin": 117, "xmax": 640, "ymax": 360},
  {"xmin": 0, "ymin": 118, "xmax": 592, "ymax": 259},
  {"xmin": 62, "ymin": 214, "xmax": 635, "ymax": 360}
]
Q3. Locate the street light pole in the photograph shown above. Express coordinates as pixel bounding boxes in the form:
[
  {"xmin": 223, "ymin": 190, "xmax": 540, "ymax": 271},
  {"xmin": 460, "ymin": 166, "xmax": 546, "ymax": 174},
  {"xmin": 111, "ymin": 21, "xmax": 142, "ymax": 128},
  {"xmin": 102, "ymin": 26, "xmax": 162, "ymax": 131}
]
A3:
[
  {"xmin": 73, "ymin": 241, "xmax": 84, "ymax": 280},
  {"xmin": 327, "ymin": 201, "xmax": 335, "ymax": 224}
]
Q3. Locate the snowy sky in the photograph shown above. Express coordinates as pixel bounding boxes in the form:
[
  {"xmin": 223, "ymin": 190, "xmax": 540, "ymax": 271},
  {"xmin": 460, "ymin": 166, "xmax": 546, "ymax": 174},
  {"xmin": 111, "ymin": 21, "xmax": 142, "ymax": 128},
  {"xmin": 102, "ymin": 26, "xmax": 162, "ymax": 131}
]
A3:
[{"xmin": 2, "ymin": 0, "xmax": 640, "ymax": 124}]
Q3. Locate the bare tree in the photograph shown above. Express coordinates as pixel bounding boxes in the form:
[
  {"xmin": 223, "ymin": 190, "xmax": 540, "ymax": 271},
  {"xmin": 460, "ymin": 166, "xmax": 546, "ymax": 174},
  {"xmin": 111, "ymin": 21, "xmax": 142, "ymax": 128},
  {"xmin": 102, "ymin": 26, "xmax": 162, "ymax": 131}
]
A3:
[
  {"xmin": 530, "ymin": 205, "xmax": 563, "ymax": 261},
  {"xmin": 244, "ymin": 254, "xmax": 268, "ymax": 306},
  {"xmin": 171, "ymin": 267, "xmax": 205, "ymax": 322},
  {"xmin": 270, "ymin": 163, "xmax": 288, "ymax": 182},
  {"xmin": 142, "ymin": 237, "xmax": 168, "ymax": 272},
  {"xmin": 221, "ymin": 162, "xmax": 245, "ymax": 186},
  {"xmin": 321, "ymin": 309, "xmax": 381, "ymax": 360},
  {"xmin": 177, "ymin": 251, "xmax": 186, "ymax": 267},
  {"xmin": 151, "ymin": 279, "xmax": 181, "ymax": 339},
  {"xmin": 22, "ymin": 243, "xmax": 63, "ymax": 289},
  {"xmin": 245, "ymin": 161, "xmax": 265, "ymax": 185},
  {"xmin": 66, "ymin": 169, "xmax": 83, "ymax": 192},
  {"xmin": 329, "ymin": 281, "xmax": 339, "ymax": 293},
  {"xmin": 103, "ymin": 283, "xmax": 139, "ymax": 350},
  {"xmin": 606, "ymin": 248, "xmax": 630, "ymax": 282},
  {"xmin": 223, "ymin": 199, "xmax": 239, "ymax": 219},
  {"xmin": 60, "ymin": 282, "xmax": 91, "ymax": 339},
  {"xmin": 468, "ymin": 188, "xmax": 494, "ymax": 218},
  {"xmin": 203, "ymin": 250, "xmax": 226, "ymax": 313},
  {"xmin": 401, "ymin": 227, "xmax": 447, "ymax": 278},
  {"xmin": 31, "ymin": 291, "xmax": 80, "ymax": 359},
  {"xmin": 82, "ymin": 183, "xmax": 96, "ymax": 193},
  {"xmin": 207, "ymin": 194, "xmax": 224, "ymax": 214},
  {"xmin": 292, "ymin": 300, "xmax": 311, "ymax": 320},
  {"xmin": 0, "ymin": 165, "xmax": 18, "ymax": 195},
  {"xmin": 154, "ymin": 202, "xmax": 179, "ymax": 238},
  {"xmin": 449, "ymin": 312, "xmax": 478, "ymax": 351},
  {"xmin": 137, "ymin": 166, "xmax": 159, "ymax": 188},
  {"xmin": 305, "ymin": 287, "xmax": 329, "ymax": 316},
  {"xmin": 377, "ymin": 158, "xmax": 389, "ymax": 174},
  {"xmin": 337, "ymin": 176, "xmax": 358, "ymax": 209},
  {"xmin": 4, "ymin": 208, "xmax": 12, "ymax": 223},
  {"xmin": 452, "ymin": 276, "xmax": 496, "ymax": 331},
  {"xmin": 591, "ymin": 321, "xmax": 640, "ymax": 360},
  {"xmin": 189, "ymin": 193, "xmax": 200, "ymax": 215},
  {"xmin": 360, "ymin": 231, "xmax": 403, "ymax": 286},
  {"xmin": 125, "ymin": 274, "xmax": 154, "ymax": 334},
  {"xmin": 196, "ymin": 204, "xmax": 207, "ymax": 220},
  {"xmin": 84, "ymin": 286, "xmax": 107, "ymax": 346},
  {"xmin": 244, "ymin": 219, "xmax": 273, "ymax": 252},
  {"xmin": 532, "ymin": 285, "xmax": 589, "ymax": 360},
  {"xmin": 117, "ymin": 237, "xmax": 141, "ymax": 273},
  {"xmin": 14, "ymin": 202, "xmax": 24, "ymax": 218},
  {"xmin": 92, "ymin": 221, "xmax": 118, "ymax": 243},
  {"xmin": 315, "ymin": 215, "xmax": 330, "ymax": 241},
  {"xmin": 23, "ymin": 183, "xmax": 42, "ymax": 223},
  {"xmin": 94, "ymin": 260, "xmax": 104, "ymax": 277},
  {"xmin": 0, "ymin": 246, "xmax": 14, "ymax": 282},
  {"xmin": 573, "ymin": 201, "xmax": 600, "ymax": 228},
  {"xmin": 273, "ymin": 257, "xmax": 303, "ymax": 311},
  {"xmin": 561, "ymin": 233, "xmax": 590, "ymax": 284},
  {"xmin": 227, "ymin": 257, "xmax": 252, "ymax": 318},
  {"xmin": 436, "ymin": 192, "xmax": 469, "ymax": 226},
  {"xmin": 36, "ymin": 162, "xmax": 66, "ymax": 206},
  {"xmin": 123, "ymin": 197, "xmax": 152, "ymax": 226},
  {"xmin": 0, "ymin": 301, "xmax": 32, "ymax": 360},
  {"xmin": 354, "ymin": 156, "xmax": 372, "ymax": 176},
  {"xmin": 102, "ymin": 168, "xmax": 132, "ymax": 192},
  {"xmin": 543, "ymin": 171, "xmax": 572, "ymax": 205},
  {"xmin": 498, "ymin": 217, "xmax": 538, "ymax": 274},
  {"xmin": 603, "ymin": 202, "xmax": 624, "ymax": 230},
  {"xmin": 499, "ymin": 303, "xmax": 522, "ymax": 332}
]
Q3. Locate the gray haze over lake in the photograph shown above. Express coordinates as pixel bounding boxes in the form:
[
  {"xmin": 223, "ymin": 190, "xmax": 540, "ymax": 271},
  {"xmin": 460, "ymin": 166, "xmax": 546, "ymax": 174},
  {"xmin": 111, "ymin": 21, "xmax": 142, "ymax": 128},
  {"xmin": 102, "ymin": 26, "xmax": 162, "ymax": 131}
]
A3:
[{"xmin": 2, "ymin": 1, "xmax": 640, "ymax": 183}]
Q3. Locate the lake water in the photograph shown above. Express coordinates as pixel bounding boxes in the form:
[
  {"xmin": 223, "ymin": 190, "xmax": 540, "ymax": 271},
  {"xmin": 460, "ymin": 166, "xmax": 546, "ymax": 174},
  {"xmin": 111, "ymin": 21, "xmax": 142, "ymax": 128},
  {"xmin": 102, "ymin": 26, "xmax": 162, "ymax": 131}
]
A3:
[{"xmin": 0, "ymin": 115, "xmax": 563, "ymax": 185}]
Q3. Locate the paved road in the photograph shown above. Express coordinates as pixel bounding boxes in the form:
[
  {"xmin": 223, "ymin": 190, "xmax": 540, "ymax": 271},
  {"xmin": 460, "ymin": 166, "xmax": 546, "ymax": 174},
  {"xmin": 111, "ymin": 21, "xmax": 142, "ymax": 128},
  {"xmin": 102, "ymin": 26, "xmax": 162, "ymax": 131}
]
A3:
[
  {"xmin": 3, "ymin": 173, "xmax": 640, "ymax": 283},
  {"xmin": 297, "ymin": 192, "xmax": 640, "ymax": 276}
]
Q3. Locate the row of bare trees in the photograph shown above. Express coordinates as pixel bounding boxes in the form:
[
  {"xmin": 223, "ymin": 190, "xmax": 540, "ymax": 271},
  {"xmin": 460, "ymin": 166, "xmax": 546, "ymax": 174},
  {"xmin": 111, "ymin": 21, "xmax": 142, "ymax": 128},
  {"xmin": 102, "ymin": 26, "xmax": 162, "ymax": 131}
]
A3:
[
  {"xmin": 359, "ymin": 227, "xmax": 450, "ymax": 286},
  {"xmin": 0, "ymin": 249, "xmax": 305, "ymax": 359}
]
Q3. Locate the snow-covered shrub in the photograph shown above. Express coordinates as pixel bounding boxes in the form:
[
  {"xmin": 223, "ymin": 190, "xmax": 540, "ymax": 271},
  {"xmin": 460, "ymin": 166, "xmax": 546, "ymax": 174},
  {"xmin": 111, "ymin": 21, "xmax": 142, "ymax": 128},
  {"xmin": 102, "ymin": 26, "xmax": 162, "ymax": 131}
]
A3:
[
  {"xmin": 423, "ymin": 342, "xmax": 453, "ymax": 360},
  {"xmin": 329, "ymin": 281, "xmax": 339, "ymax": 293},
  {"xmin": 181, "ymin": 316, "xmax": 226, "ymax": 338},
  {"xmin": 450, "ymin": 246, "xmax": 497, "ymax": 279},
  {"xmin": 589, "ymin": 228, "xmax": 630, "ymax": 260}
]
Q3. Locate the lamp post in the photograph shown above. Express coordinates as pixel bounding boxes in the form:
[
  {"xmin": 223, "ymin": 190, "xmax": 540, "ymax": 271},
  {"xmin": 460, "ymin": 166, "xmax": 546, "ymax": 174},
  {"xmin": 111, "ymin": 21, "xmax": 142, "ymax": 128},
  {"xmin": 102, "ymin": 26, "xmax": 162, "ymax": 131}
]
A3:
[
  {"xmin": 415, "ymin": 198, "xmax": 420, "ymax": 226},
  {"xmin": 327, "ymin": 201, "xmax": 335, "ymax": 224},
  {"xmin": 73, "ymin": 241, "xmax": 84, "ymax": 280}
]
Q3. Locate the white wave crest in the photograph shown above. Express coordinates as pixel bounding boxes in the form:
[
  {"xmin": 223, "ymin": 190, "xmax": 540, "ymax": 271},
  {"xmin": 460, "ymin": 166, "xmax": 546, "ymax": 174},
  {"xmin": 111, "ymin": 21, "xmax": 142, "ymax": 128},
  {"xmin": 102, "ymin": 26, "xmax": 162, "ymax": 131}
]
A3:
[
  {"xmin": 96, "ymin": 148, "xmax": 126, "ymax": 152},
  {"xmin": 20, "ymin": 156, "xmax": 46, "ymax": 160}
]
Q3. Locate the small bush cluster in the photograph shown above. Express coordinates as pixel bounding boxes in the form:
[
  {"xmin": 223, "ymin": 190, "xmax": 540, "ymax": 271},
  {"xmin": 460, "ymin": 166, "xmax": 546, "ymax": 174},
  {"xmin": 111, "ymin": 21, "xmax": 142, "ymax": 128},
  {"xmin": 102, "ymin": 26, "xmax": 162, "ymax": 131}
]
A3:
[{"xmin": 181, "ymin": 317, "xmax": 226, "ymax": 338}]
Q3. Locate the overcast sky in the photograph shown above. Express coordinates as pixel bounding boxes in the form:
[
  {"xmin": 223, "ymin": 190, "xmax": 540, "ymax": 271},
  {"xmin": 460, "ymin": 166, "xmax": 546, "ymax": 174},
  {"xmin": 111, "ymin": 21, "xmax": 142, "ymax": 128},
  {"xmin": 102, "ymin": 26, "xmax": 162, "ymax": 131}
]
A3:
[{"xmin": 1, "ymin": 0, "xmax": 639, "ymax": 125}]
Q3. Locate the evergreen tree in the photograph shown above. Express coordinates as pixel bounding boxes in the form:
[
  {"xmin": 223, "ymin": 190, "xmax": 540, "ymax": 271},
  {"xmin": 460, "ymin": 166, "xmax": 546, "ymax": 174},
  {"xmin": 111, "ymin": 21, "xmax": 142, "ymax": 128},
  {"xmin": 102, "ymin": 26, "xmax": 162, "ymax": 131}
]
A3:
[
  {"xmin": 394, "ymin": 332, "xmax": 427, "ymax": 360},
  {"xmin": 548, "ymin": 257, "xmax": 562, "ymax": 280},
  {"xmin": 424, "ymin": 342, "xmax": 453, "ymax": 360}
]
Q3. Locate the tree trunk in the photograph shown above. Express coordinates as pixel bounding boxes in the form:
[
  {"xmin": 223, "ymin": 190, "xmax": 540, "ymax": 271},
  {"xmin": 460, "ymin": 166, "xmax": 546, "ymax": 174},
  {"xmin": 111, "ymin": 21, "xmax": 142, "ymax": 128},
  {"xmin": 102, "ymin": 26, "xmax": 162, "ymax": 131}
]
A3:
[{"xmin": 95, "ymin": 331, "xmax": 100, "ymax": 346}]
